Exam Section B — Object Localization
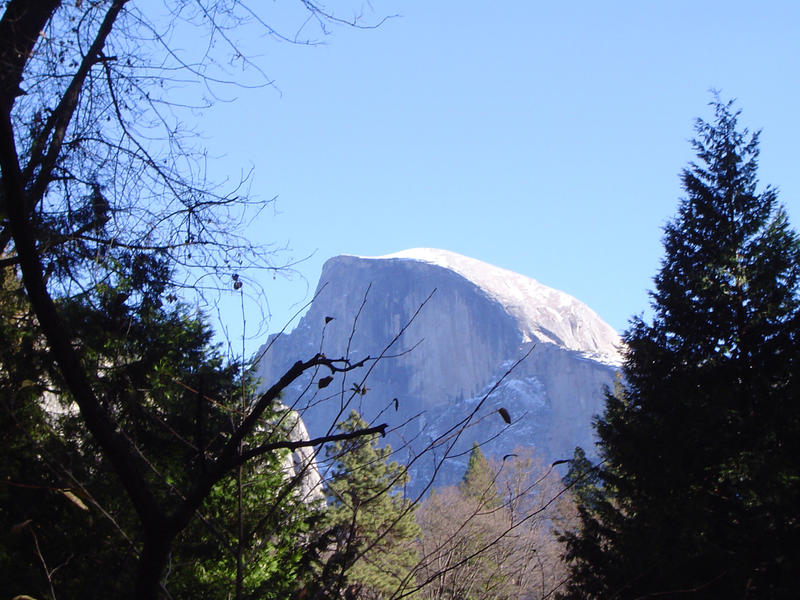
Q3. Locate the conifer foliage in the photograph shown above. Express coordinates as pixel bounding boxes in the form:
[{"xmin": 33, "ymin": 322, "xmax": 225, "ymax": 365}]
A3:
[
  {"xmin": 560, "ymin": 100, "xmax": 800, "ymax": 598},
  {"xmin": 312, "ymin": 410, "xmax": 419, "ymax": 599},
  {"xmin": 460, "ymin": 441, "xmax": 502, "ymax": 508}
]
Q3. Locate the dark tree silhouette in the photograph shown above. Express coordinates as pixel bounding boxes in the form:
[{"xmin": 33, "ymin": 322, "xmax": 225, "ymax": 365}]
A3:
[{"xmin": 560, "ymin": 99, "xmax": 800, "ymax": 599}]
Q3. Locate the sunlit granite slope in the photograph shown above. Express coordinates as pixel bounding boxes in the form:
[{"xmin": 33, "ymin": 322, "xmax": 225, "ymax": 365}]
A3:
[
  {"xmin": 253, "ymin": 249, "xmax": 622, "ymax": 490},
  {"xmin": 368, "ymin": 249, "xmax": 621, "ymax": 365}
]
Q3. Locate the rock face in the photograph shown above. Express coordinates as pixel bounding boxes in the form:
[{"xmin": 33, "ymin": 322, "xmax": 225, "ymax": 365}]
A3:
[{"xmin": 253, "ymin": 249, "xmax": 621, "ymax": 491}]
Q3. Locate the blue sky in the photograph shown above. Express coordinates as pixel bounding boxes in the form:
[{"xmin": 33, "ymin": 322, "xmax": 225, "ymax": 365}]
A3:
[{"xmin": 187, "ymin": 1, "xmax": 800, "ymax": 357}]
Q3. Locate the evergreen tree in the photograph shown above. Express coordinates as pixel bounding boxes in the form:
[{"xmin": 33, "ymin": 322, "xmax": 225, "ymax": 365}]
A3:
[
  {"xmin": 560, "ymin": 99, "xmax": 800, "ymax": 598},
  {"xmin": 0, "ymin": 272, "xmax": 312, "ymax": 598},
  {"xmin": 460, "ymin": 442, "xmax": 502, "ymax": 509},
  {"xmin": 561, "ymin": 447, "xmax": 601, "ymax": 514},
  {"xmin": 312, "ymin": 410, "xmax": 419, "ymax": 599}
]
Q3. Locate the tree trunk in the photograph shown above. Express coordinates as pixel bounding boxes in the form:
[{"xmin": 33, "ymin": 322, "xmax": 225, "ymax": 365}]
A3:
[{"xmin": 135, "ymin": 525, "xmax": 177, "ymax": 600}]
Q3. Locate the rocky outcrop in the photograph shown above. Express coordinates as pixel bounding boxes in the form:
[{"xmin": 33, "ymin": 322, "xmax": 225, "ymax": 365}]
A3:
[
  {"xmin": 253, "ymin": 249, "xmax": 621, "ymax": 491},
  {"xmin": 278, "ymin": 407, "xmax": 324, "ymax": 504}
]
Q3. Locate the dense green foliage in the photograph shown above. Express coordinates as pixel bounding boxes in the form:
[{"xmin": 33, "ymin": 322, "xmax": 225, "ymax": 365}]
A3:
[
  {"xmin": 0, "ymin": 272, "xmax": 312, "ymax": 598},
  {"xmin": 560, "ymin": 100, "xmax": 800, "ymax": 598},
  {"xmin": 309, "ymin": 411, "xmax": 419, "ymax": 600},
  {"xmin": 460, "ymin": 442, "xmax": 502, "ymax": 508}
]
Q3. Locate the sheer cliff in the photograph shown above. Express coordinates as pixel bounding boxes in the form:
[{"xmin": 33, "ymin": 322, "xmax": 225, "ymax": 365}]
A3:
[{"xmin": 253, "ymin": 249, "xmax": 621, "ymax": 489}]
